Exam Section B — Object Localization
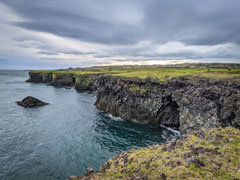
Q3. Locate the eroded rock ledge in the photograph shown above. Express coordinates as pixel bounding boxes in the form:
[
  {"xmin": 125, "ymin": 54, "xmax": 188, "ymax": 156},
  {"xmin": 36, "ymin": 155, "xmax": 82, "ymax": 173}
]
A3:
[
  {"xmin": 68, "ymin": 127, "xmax": 240, "ymax": 180},
  {"xmin": 26, "ymin": 71, "xmax": 240, "ymax": 133}
]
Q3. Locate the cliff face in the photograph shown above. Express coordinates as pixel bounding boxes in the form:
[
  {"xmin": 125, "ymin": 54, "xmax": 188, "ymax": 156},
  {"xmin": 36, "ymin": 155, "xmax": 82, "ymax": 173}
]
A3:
[
  {"xmin": 27, "ymin": 72, "xmax": 240, "ymax": 133},
  {"xmin": 93, "ymin": 76, "xmax": 180, "ymax": 128},
  {"xmin": 51, "ymin": 73, "xmax": 75, "ymax": 86},
  {"xmin": 26, "ymin": 72, "xmax": 53, "ymax": 83},
  {"xmin": 75, "ymin": 74, "xmax": 99, "ymax": 91},
  {"xmin": 93, "ymin": 76, "xmax": 240, "ymax": 133},
  {"xmin": 27, "ymin": 71, "xmax": 240, "ymax": 179},
  {"xmin": 69, "ymin": 127, "xmax": 240, "ymax": 180},
  {"xmin": 27, "ymin": 72, "xmax": 94, "ymax": 90}
]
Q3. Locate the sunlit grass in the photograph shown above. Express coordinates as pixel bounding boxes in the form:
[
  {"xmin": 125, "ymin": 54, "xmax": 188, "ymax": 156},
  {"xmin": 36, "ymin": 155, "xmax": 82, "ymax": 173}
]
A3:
[{"xmin": 30, "ymin": 67, "xmax": 240, "ymax": 82}]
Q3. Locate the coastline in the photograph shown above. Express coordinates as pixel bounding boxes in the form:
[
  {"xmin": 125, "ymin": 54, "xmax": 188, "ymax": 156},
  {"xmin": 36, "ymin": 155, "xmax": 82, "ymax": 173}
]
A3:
[
  {"xmin": 68, "ymin": 127, "xmax": 240, "ymax": 180},
  {"xmin": 26, "ymin": 70, "xmax": 240, "ymax": 134},
  {"xmin": 24, "ymin": 68, "xmax": 240, "ymax": 179}
]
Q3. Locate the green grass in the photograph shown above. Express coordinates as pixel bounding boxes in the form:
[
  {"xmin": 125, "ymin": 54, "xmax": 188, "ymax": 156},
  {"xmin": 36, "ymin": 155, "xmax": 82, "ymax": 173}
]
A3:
[
  {"xmin": 29, "ymin": 67, "xmax": 240, "ymax": 82},
  {"xmin": 107, "ymin": 67, "xmax": 240, "ymax": 82},
  {"xmin": 76, "ymin": 127, "xmax": 240, "ymax": 180}
]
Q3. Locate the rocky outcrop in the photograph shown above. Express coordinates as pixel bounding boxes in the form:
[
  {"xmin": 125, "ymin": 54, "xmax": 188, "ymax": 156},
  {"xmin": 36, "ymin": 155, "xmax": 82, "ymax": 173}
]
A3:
[
  {"xmin": 51, "ymin": 73, "xmax": 75, "ymax": 86},
  {"xmin": 68, "ymin": 127, "xmax": 240, "ymax": 180},
  {"xmin": 26, "ymin": 72, "xmax": 95, "ymax": 89},
  {"xmin": 75, "ymin": 74, "xmax": 100, "ymax": 91},
  {"xmin": 94, "ymin": 76, "xmax": 174, "ymax": 125},
  {"xmin": 94, "ymin": 76, "xmax": 240, "ymax": 133},
  {"xmin": 171, "ymin": 77, "xmax": 240, "ymax": 133},
  {"xmin": 27, "ymin": 71, "xmax": 240, "ymax": 133},
  {"xmin": 26, "ymin": 72, "xmax": 53, "ymax": 83},
  {"xmin": 16, "ymin": 96, "xmax": 49, "ymax": 107}
]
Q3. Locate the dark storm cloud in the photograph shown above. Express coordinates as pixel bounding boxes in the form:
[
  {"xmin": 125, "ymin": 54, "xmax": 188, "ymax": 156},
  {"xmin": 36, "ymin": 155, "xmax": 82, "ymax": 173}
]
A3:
[
  {"xmin": 94, "ymin": 55, "xmax": 112, "ymax": 58},
  {"xmin": 142, "ymin": 0, "xmax": 240, "ymax": 45},
  {"xmin": 2, "ymin": 0, "xmax": 143, "ymax": 45},
  {"xmin": 1, "ymin": 0, "xmax": 240, "ymax": 46},
  {"xmin": 63, "ymin": 51, "xmax": 96, "ymax": 55},
  {"xmin": 14, "ymin": 38, "xmax": 50, "ymax": 50},
  {"xmin": 37, "ymin": 50, "xmax": 96, "ymax": 56},
  {"xmin": 37, "ymin": 51, "xmax": 59, "ymax": 56},
  {"xmin": 0, "ymin": 58, "xmax": 9, "ymax": 62},
  {"xmin": 1, "ymin": 0, "xmax": 240, "ymax": 69}
]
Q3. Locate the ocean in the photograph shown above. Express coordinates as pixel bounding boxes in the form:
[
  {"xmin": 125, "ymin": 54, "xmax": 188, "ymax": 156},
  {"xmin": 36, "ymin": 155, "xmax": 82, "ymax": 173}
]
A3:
[{"xmin": 0, "ymin": 70, "xmax": 177, "ymax": 180}]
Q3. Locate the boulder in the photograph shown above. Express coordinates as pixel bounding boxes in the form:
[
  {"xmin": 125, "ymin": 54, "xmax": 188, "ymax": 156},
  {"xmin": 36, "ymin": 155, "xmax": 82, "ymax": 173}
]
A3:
[
  {"xmin": 16, "ymin": 96, "xmax": 49, "ymax": 107},
  {"xmin": 85, "ymin": 167, "xmax": 94, "ymax": 176}
]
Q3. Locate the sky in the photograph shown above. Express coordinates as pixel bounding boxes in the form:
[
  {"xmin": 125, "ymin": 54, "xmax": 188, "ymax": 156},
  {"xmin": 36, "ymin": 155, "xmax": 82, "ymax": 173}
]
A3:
[{"xmin": 0, "ymin": 0, "xmax": 240, "ymax": 69}]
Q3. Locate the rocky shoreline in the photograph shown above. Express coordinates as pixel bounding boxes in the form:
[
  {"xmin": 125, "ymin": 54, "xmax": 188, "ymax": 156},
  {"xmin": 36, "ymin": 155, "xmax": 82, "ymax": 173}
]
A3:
[
  {"xmin": 68, "ymin": 127, "xmax": 240, "ymax": 180},
  {"xmin": 27, "ymin": 71, "xmax": 240, "ymax": 134},
  {"xmin": 26, "ymin": 71, "xmax": 240, "ymax": 179}
]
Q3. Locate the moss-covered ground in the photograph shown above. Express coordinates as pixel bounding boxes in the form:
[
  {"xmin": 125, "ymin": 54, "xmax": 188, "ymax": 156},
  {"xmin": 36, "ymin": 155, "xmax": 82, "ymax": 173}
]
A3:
[
  {"xmin": 29, "ymin": 65, "xmax": 240, "ymax": 82},
  {"xmin": 74, "ymin": 127, "xmax": 240, "ymax": 180}
]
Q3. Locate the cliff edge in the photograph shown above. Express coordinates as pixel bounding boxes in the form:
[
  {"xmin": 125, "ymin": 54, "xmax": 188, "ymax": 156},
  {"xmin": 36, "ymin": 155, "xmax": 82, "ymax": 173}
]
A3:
[
  {"xmin": 26, "ymin": 71, "xmax": 240, "ymax": 134},
  {"xmin": 68, "ymin": 127, "xmax": 240, "ymax": 180},
  {"xmin": 25, "ymin": 69, "xmax": 240, "ymax": 180}
]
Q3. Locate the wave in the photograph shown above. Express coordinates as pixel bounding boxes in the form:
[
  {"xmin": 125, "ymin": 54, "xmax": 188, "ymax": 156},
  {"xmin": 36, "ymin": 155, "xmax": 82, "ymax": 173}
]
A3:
[{"xmin": 160, "ymin": 125, "xmax": 181, "ymax": 136}]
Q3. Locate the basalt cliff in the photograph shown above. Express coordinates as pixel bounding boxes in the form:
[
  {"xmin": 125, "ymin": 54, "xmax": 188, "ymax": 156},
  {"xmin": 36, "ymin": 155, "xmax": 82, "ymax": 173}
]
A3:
[{"xmin": 26, "ymin": 71, "xmax": 240, "ymax": 134}]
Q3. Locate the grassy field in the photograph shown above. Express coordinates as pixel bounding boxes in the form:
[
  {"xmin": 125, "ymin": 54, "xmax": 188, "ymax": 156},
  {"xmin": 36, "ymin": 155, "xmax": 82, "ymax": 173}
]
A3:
[
  {"xmin": 108, "ymin": 67, "xmax": 240, "ymax": 81},
  {"xmin": 30, "ymin": 66, "xmax": 240, "ymax": 82},
  {"xmin": 76, "ymin": 127, "xmax": 240, "ymax": 180}
]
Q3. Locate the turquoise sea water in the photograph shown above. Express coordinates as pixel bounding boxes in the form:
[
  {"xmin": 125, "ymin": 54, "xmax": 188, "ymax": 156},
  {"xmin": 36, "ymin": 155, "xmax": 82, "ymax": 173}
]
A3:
[{"xmin": 0, "ymin": 70, "xmax": 178, "ymax": 180}]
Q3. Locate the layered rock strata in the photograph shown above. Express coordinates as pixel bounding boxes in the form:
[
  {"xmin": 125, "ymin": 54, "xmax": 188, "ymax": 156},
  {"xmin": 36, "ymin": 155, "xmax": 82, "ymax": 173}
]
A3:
[{"xmin": 27, "ymin": 72, "xmax": 240, "ymax": 133}]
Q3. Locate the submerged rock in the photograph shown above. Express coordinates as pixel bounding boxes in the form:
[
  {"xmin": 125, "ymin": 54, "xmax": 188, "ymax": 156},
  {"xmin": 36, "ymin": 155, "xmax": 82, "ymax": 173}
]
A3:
[{"xmin": 16, "ymin": 96, "xmax": 49, "ymax": 107}]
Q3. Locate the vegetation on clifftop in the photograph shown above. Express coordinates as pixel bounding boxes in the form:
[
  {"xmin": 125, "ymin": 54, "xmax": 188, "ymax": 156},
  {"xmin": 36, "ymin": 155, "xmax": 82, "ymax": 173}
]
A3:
[
  {"xmin": 27, "ymin": 65, "xmax": 240, "ymax": 179},
  {"xmin": 70, "ymin": 127, "xmax": 240, "ymax": 180},
  {"xmin": 29, "ymin": 64, "xmax": 240, "ymax": 82}
]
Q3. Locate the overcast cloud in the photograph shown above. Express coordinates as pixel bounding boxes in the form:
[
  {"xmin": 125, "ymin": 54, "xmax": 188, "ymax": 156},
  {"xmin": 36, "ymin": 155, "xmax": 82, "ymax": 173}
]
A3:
[{"xmin": 0, "ymin": 0, "xmax": 239, "ymax": 69}]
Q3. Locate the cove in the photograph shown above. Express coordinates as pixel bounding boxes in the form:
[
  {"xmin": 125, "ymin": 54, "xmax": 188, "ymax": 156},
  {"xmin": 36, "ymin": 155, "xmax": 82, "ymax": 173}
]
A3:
[{"xmin": 0, "ymin": 70, "xmax": 178, "ymax": 180}]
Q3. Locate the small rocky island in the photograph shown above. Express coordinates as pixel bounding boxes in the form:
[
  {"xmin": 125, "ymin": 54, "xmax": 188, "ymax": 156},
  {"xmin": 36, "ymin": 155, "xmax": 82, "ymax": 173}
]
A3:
[{"xmin": 16, "ymin": 96, "xmax": 49, "ymax": 107}]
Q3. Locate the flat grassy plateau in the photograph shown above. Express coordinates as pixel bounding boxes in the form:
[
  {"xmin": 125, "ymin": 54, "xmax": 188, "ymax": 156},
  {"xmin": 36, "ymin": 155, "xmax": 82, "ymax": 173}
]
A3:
[{"xmin": 31, "ymin": 65, "xmax": 240, "ymax": 82}]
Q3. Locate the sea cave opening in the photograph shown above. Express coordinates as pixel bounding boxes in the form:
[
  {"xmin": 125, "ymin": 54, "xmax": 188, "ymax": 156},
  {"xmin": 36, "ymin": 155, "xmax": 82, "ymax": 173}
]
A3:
[
  {"xmin": 156, "ymin": 95, "xmax": 180, "ymax": 130},
  {"xmin": 72, "ymin": 76, "xmax": 76, "ymax": 85}
]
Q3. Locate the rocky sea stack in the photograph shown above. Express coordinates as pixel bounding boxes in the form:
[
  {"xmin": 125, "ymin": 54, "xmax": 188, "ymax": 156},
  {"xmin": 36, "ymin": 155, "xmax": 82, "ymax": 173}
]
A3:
[{"xmin": 16, "ymin": 96, "xmax": 49, "ymax": 107}]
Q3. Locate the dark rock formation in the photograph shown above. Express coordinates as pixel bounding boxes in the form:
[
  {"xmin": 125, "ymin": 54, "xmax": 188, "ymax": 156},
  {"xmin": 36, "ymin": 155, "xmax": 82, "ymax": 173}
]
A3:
[
  {"xmin": 93, "ymin": 76, "xmax": 167, "ymax": 125},
  {"xmin": 52, "ymin": 73, "xmax": 75, "ymax": 86},
  {"xmin": 16, "ymin": 96, "xmax": 49, "ymax": 107},
  {"xmin": 75, "ymin": 74, "xmax": 97, "ymax": 91},
  {"xmin": 26, "ymin": 72, "xmax": 52, "ymax": 83},
  {"xmin": 26, "ymin": 72, "xmax": 94, "ymax": 89},
  {"xmin": 93, "ymin": 76, "xmax": 240, "ymax": 133},
  {"xmin": 26, "ymin": 71, "xmax": 240, "ymax": 133}
]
